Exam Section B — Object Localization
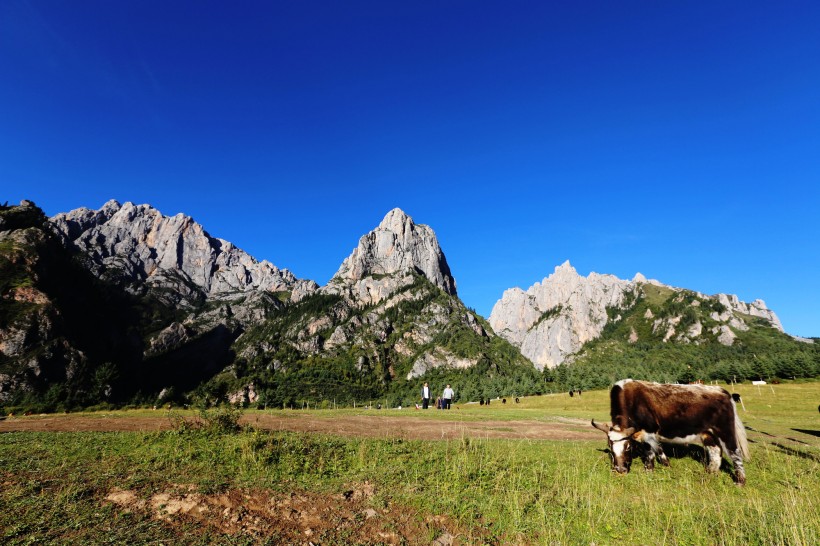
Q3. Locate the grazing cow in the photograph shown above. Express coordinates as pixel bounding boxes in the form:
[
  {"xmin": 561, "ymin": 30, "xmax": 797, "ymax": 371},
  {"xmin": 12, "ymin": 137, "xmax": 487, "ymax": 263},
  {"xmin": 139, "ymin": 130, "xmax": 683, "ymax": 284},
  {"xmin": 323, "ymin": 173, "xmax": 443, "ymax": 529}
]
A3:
[{"xmin": 592, "ymin": 379, "xmax": 750, "ymax": 485}]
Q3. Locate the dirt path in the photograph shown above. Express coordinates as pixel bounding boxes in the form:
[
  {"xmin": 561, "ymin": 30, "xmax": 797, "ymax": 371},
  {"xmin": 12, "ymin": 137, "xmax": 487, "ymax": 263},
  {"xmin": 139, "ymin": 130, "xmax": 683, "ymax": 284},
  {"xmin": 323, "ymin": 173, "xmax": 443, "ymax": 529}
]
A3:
[{"xmin": 0, "ymin": 413, "xmax": 599, "ymax": 440}]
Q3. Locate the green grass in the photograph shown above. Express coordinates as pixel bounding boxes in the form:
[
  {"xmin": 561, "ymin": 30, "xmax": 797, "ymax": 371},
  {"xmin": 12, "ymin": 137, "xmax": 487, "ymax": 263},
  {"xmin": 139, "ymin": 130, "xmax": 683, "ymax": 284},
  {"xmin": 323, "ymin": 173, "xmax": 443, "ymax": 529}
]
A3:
[{"xmin": 2, "ymin": 383, "xmax": 819, "ymax": 544}]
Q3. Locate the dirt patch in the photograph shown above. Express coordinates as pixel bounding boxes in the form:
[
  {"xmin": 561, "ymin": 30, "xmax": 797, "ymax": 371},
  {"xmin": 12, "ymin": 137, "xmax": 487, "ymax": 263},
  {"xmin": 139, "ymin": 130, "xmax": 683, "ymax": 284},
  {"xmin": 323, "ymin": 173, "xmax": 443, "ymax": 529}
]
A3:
[
  {"xmin": 105, "ymin": 482, "xmax": 475, "ymax": 545},
  {"xmin": 0, "ymin": 415, "xmax": 174, "ymax": 433},
  {"xmin": 1, "ymin": 412, "xmax": 598, "ymax": 440}
]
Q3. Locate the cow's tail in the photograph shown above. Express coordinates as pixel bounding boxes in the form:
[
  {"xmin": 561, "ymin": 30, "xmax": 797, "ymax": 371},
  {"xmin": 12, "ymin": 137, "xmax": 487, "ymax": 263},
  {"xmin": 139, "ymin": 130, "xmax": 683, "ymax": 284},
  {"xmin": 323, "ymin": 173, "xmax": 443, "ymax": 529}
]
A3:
[{"xmin": 732, "ymin": 398, "xmax": 751, "ymax": 461}]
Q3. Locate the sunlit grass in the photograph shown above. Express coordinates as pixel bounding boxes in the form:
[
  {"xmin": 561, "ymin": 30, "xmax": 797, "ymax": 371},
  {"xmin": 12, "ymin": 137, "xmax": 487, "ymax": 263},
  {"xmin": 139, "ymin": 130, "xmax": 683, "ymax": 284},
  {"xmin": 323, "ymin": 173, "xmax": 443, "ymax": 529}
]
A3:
[{"xmin": 2, "ymin": 382, "xmax": 818, "ymax": 544}]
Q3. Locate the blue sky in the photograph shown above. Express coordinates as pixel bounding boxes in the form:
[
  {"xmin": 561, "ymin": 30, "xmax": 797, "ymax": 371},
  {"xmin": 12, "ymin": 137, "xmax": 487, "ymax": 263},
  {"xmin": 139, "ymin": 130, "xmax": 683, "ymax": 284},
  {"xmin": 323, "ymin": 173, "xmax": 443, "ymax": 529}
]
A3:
[{"xmin": 2, "ymin": 1, "xmax": 819, "ymax": 336}]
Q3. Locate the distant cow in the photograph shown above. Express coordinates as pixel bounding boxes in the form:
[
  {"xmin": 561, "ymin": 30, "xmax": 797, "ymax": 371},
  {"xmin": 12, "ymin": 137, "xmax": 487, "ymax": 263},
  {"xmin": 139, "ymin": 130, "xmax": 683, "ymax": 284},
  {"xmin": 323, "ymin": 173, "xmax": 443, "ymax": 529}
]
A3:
[{"xmin": 592, "ymin": 379, "xmax": 750, "ymax": 485}]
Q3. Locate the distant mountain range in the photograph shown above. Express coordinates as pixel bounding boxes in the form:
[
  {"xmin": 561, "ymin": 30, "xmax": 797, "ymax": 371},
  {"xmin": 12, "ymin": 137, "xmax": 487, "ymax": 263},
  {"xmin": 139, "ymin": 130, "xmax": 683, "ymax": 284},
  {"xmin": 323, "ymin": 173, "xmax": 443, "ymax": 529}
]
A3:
[{"xmin": 0, "ymin": 199, "xmax": 814, "ymax": 410}]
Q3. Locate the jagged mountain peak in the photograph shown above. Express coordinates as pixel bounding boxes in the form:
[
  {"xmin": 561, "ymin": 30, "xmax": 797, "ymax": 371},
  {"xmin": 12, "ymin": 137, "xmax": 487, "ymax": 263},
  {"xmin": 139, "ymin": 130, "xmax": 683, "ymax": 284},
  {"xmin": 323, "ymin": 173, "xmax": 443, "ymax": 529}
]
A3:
[
  {"xmin": 378, "ymin": 207, "xmax": 412, "ymax": 229},
  {"xmin": 326, "ymin": 209, "xmax": 457, "ymax": 299},
  {"xmin": 50, "ymin": 200, "xmax": 317, "ymax": 304},
  {"xmin": 554, "ymin": 259, "xmax": 575, "ymax": 273}
]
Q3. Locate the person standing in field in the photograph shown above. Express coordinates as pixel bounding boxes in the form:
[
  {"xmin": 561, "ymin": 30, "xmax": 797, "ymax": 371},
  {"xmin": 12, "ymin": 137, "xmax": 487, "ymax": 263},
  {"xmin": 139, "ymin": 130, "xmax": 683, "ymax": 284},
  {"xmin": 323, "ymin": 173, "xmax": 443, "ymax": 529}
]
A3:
[
  {"xmin": 442, "ymin": 384, "xmax": 454, "ymax": 409},
  {"xmin": 421, "ymin": 382, "xmax": 431, "ymax": 409}
]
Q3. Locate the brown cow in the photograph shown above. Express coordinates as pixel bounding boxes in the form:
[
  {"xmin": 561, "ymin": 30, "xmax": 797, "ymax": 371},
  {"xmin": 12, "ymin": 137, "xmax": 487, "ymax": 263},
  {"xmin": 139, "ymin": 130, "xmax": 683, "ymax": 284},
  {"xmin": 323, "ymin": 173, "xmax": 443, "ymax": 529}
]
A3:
[{"xmin": 592, "ymin": 379, "xmax": 750, "ymax": 485}]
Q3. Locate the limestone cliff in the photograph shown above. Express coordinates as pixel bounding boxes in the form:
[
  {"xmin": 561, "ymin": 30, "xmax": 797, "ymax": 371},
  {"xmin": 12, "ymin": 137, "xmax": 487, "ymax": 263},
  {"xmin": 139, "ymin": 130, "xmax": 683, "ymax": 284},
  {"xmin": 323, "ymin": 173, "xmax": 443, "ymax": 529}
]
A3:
[
  {"xmin": 51, "ymin": 200, "xmax": 317, "ymax": 306},
  {"xmin": 489, "ymin": 261, "xmax": 639, "ymax": 370},
  {"xmin": 323, "ymin": 208, "xmax": 456, "ymax": 304},
  {"xmin": 489, "ymin": 261, "xmax": 785, "ymax": 369}
]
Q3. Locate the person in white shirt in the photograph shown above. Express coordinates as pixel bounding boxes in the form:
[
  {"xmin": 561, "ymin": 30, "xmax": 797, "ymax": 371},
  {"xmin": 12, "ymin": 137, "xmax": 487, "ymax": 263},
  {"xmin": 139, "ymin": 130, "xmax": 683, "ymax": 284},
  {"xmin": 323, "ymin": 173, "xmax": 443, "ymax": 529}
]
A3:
[{"xmin": 442, "ymin": 384, "xmax": 454, "ymax": 409}]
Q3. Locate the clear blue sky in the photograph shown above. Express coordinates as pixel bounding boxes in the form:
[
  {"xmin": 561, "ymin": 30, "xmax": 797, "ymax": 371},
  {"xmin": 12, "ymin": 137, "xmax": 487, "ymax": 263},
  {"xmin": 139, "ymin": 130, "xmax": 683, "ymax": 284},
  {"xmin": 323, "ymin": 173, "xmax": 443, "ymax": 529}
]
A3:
[{"xmin": 2, "ymin": 1, "xmax": 819, "ymax": 337}]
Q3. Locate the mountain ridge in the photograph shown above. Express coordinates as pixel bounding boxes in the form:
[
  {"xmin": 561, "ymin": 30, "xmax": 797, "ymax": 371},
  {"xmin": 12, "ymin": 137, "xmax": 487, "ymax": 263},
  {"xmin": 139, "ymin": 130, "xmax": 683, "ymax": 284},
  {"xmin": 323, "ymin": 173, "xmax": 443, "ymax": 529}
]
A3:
[
  {"xmin": 490, "ymin": 260, "xmax": 787, "ymax": 370},
  {"xmin": 2, "ymin": 198, "xmax": 815, "ymax": 411},
  {"xmin": 51, "ymin": 200, "xmax": 318, "ymax": 306}
]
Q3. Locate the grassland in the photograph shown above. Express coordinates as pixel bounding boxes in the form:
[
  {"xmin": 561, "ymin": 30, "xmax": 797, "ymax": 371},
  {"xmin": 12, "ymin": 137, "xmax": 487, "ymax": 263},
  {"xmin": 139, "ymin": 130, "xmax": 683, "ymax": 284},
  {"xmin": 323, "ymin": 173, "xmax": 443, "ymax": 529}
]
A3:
[{"xmin": 1, "ymin": 382, "xmax": 819, "ymax": 545}]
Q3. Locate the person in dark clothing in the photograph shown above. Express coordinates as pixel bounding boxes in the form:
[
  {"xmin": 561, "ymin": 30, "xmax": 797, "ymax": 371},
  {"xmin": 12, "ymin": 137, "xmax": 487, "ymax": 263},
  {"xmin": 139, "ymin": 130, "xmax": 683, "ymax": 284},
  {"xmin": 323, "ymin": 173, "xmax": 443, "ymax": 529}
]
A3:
[{"xmin": 421, "ymin": 382, "xmax": 431, "ymax": 409}]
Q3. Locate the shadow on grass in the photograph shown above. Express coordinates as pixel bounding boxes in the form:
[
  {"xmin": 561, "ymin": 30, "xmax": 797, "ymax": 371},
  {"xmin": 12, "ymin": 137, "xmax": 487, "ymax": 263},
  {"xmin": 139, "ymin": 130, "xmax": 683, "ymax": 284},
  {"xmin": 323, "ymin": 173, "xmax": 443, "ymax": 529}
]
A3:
[
  {"xmin": 600, "ymin": 444, "xmax": 747, "ymax": 482},
  {"xmin": 791, "ymin": 428, "xmax": 820, "ymax": 438},
  {"xmin": 771, "ymin": 442, "xmax": 820, "ymax": 463},
  {"xmin": 746, "ymin": 425, "xmax": 776, "ymax": 437},
  {"xmin": 662, "ymin": 444, "xmax": 707, "ymax": 464},
  {"xmin": 597, "ymin": 445, "xmax": 705, "ymax": 463}
]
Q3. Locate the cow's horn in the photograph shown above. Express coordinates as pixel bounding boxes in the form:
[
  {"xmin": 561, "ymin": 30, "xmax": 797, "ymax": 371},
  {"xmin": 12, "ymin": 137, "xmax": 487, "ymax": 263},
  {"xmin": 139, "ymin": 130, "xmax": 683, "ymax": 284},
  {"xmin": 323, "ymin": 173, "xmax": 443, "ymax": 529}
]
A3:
[
  {"xmin": 591, "ymin": 419, "xmax": 610, "ymax": 433},
  {"xmin": 622, "ymin": 427, "xmax": 636, "ymax": 437}
]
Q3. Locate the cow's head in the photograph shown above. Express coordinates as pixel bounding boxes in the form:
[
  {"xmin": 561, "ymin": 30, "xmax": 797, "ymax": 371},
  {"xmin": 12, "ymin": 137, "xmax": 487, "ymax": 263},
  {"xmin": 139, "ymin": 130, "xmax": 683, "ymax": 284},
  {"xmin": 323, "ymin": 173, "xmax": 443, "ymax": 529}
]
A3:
[{"xmin": 592, "ymin": 420, "xmax": 635, "ymax": 473}]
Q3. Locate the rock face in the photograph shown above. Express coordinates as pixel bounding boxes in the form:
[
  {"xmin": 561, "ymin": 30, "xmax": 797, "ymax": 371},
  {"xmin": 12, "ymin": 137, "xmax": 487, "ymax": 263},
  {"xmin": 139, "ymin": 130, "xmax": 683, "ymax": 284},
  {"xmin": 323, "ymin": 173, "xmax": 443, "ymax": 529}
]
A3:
[
  {"xmin": 324, "ymin": 208, "xmax": 456, "ymax": 304},
  {"xmin": 51, "ymin": 200, "xmax": 317, "ymax": 305},
  {"xmin": 489, "ymin": 261, "xmax": 638, "ymax": 370},
  {"xmin": 0, "ymin": 201, "xmax": 131, "ymax": 404},
  {"xmin": 319, "ymin": 209, "xmax": 491, "ymax": 378},
  {"xmin": 490, "ymin": 261, "xmax": 785, "ymax": 369},
  {"xmin": 0, "ymin": 219, "xmax": 83, "ymax": 400},
  {"xmin": 237, "ymin": 208, "xmax": 528, "ymax": 394},
  {"xmin": 1, "ymin": 199, "xmax": 320, "ymax": 407},
  {"xmin": 714, "ymin": 294, "xmax": 783, "ymax": 331}
]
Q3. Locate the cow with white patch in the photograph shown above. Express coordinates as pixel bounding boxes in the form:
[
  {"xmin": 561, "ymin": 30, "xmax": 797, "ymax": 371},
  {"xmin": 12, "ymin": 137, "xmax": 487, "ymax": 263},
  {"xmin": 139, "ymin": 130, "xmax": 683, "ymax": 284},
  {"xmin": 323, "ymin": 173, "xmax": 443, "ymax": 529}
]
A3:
[{"xmin": 592, "ymin": 379, "xmax": 750, "ymax": 485}]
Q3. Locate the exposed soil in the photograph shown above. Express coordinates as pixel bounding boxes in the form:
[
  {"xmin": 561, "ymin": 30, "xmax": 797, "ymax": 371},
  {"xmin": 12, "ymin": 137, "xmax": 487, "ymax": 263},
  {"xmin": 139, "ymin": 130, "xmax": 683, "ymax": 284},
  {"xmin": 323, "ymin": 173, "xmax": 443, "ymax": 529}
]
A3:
[
  {"xmin": 0, "ymin": 412, "xmax": 599, "ymax": 440},
  {"xmin": 103, "ymin": 482, "xmax": 479, "ymax": 545},
  {"xmin": 1, "ymin": 411, "xmax": 591, "ymax": 543}
]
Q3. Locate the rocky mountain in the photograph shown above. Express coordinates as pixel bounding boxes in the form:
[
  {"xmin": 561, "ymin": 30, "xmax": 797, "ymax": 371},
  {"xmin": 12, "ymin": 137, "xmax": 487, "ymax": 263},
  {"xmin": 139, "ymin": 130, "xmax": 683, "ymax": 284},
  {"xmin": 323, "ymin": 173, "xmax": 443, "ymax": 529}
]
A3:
[
  {"xmin": 1, "ymin": 201, "xmax": 144, "ymax": 406},
  {"xmin": 1, "ymin": 200, "xmax": 320, "ymax": 409},
  {"xmin": 225, "ymin": 208, "xmax": 536, "ymax": 407},
  {"xmin": 322, "ymin": 208, "xmax": 457, "ymax": 304},
  {"xmin": 51, "ymin": 200, "xmax": 317, "ymax": 307},
  {"xmin": 2, "ymin": 198, "xmax": 814, "ymax": 411},
  {"xmin": 1, "ymin": 202, "xmax": 539, "ymax": 410},
  {"xmin": 489, "ymin": 261, "xmax": 785, "ymax": 369}
]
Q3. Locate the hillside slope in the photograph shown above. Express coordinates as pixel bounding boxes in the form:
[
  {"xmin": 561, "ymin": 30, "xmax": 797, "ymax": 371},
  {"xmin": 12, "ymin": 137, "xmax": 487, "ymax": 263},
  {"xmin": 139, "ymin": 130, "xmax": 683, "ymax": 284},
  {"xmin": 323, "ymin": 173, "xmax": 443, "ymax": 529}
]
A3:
[
  {"xmin": 205, "ymin": 209, "xmax": 540, "ymax": 407},
  {"xmin": 1, "ymin": 200, "xmax": 318, "ymax": 410},
  {"xmin": 490, "ymin": 261, "xmax": 787, "ymax": 369}
]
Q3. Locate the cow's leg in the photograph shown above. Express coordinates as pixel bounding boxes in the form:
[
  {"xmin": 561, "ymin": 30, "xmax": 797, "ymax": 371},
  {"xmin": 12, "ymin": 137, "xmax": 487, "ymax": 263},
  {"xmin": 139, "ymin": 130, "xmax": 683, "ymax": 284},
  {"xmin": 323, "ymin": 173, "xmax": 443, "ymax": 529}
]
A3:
[
  {"xmin": 656, "ymin": 445, "xmax": 670, "ymax": 467},
  {"xmin": 705, "ymin": 445, "xmax": 722, "ymax": 473},
  {"xmin": 640, "ymin": 434, "xmax": 663, "ymax": 471},
  {"xmin": 721, "ymin": 436, "xmax": 747, "ymax": 486},
  {"xmin": 729, "ymin": 449, "xmax": 746, "ymax": 486},
  {"xmin": 642, "ymin": 443, "xmax": 656, "ymax": 471},
  {"xmin": 716, "ymin": 431, "xmax": 747, "ymax": 486},
  {"xmin": 702, "ymin": 435, "xmax": 722, "ymax": 474}
]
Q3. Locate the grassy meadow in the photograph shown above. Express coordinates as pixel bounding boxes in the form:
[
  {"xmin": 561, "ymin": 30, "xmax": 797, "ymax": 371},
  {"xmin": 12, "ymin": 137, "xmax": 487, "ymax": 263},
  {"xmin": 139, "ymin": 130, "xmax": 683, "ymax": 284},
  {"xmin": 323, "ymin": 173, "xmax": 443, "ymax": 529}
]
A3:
[{"xmin": 1, "ymin": 382, "xmax": 819, "ymax": 544}]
